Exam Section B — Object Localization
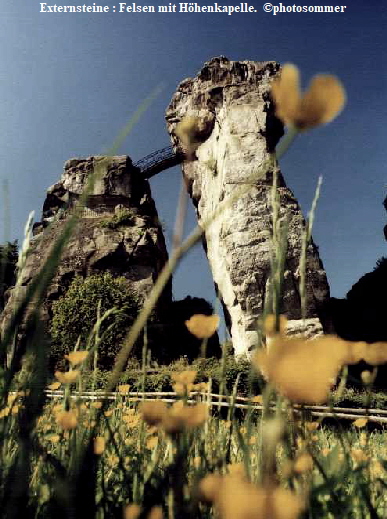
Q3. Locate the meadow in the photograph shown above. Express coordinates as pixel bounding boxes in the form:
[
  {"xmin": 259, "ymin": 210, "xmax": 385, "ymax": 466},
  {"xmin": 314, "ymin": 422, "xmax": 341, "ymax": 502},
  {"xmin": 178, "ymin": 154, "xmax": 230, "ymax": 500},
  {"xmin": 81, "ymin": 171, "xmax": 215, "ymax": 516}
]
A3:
[{"xmin": 1, "ymin": 64, "xmax": 387, "ymax": 519}]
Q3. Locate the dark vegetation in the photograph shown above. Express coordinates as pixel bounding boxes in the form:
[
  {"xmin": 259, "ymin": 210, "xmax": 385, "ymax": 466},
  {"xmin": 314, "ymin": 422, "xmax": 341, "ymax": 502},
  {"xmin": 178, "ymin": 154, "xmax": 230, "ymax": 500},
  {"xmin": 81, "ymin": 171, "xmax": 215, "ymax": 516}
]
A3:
[
  {"xmin": 98, "ymin": 208, "xmax": 136, "ymax": 229},
  {"xmin": 49, "ymin": 272, "xmax": 140, "ymax": 370},
  {"xmin": 79, "ymin": 354, "xmax": 258, "ymax": 396},
  {"xmin": 49, "ymin": 272, "xmax": 221, "ymax": 371},
  {"xmin": 0, "ymin": 241, "xmax": 18, "ymax": 312},
  {"xmin": 329, "ymin": 256, "xmax": 387, "ymax": 388},
  {"xmin": 157, "ymin": 296, "xmax": 222, "ymax": 363}
]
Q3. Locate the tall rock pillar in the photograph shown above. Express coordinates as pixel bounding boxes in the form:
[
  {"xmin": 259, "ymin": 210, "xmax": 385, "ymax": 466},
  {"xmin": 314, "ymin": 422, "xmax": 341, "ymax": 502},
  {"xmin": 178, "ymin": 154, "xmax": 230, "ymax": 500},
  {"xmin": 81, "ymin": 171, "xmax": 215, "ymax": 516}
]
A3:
[{"xmin": 166, "ymin": 57, "xmax": 331, "ymax": 356}]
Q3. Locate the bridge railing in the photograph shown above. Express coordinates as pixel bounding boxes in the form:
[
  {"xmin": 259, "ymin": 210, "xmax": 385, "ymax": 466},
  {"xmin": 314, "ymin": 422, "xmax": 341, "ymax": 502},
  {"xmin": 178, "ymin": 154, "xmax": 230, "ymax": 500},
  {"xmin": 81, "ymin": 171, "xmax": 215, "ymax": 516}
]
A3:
[{"xmin": 134, "ymin": 146, "xmax": 185, "ymax": 178}]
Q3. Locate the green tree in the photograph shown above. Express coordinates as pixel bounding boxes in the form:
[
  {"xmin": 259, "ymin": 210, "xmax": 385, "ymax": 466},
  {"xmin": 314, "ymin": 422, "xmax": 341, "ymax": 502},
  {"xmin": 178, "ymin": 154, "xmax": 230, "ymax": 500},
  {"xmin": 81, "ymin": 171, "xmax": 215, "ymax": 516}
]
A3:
[{"xmin": 49, "ymin": 273, "xmax": 139, "ymax": 370}]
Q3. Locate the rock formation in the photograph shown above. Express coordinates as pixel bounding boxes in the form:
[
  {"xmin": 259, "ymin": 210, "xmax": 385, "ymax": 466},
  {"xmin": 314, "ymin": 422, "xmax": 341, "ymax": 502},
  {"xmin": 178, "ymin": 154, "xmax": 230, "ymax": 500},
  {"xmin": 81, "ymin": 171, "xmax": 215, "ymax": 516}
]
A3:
[
  {"xmin": 1, "ymin": 156, "xmax": 172, "ymax": 365},
  {"xmin": 166, "ymin": 57, "xmax": 332, "ymax": 356}
]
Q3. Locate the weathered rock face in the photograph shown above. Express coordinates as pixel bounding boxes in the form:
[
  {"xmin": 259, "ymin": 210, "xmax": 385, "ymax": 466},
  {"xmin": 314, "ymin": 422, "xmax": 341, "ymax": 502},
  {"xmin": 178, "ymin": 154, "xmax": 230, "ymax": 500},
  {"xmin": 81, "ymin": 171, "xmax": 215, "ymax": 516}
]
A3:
[
  {"xmin": 1, "ymin": 156, "xmax": 172, "ymax": 363},
  {"xmin": 166, "ymin": 57, "xmax": 332, "ymax": 356}
]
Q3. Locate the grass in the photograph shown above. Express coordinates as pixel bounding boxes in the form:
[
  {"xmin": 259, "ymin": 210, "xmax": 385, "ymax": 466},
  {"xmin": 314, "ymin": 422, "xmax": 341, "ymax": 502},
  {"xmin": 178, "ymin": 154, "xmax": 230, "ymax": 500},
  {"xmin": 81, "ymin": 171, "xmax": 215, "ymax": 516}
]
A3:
[{"xmin": 3, "ymin": 381, "xmax": 387, "ymax": 518}]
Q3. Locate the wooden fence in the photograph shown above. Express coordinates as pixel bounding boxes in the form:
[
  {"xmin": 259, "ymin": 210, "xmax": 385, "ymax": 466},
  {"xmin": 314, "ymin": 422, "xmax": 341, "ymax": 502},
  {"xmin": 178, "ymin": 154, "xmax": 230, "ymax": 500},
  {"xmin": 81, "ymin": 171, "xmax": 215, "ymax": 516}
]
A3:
[{"xmin": 39, "ymin": 389, "xmax": 387, "ymax": 425}]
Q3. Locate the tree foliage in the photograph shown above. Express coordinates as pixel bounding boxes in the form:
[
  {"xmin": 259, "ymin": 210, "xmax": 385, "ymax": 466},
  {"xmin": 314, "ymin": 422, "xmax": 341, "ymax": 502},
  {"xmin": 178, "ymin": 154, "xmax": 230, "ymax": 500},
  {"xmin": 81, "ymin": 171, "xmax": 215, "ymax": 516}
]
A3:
[{"xmin": 49, "ymin": 273, "xmax": 139, "ymax": 370}]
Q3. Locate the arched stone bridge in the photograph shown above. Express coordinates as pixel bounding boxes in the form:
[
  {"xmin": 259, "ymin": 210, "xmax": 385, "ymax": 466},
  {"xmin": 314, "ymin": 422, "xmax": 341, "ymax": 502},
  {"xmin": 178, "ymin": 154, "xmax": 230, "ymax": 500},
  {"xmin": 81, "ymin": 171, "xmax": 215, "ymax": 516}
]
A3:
[{"xmin": 133, "ymin": 146, "xmax": 185, "ymax": 179}]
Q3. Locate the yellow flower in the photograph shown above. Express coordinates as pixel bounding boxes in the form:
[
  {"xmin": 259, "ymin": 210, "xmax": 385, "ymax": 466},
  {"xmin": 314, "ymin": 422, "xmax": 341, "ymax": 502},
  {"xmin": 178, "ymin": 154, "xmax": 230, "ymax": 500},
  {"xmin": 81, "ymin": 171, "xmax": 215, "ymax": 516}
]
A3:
[
  {"xmin": 172, "ymin": 382, "xmax": 189, "ymax": 395},
  {"xmin": 172, "ymin": 370, "xmax": 197, "ymax": 385},
  {"xmin": 370, "ymin": 460, "xmax": 384, "ymax": 479},
  {"xmin": 254, "ymin": 335, "xmax": 349, "ymax": 404},
  {"xmin": 118, "ymin": 384, "xmax": 131, "ymax": 394},
  {"xmin": 7, "ymin": 394, "xmax": 17, "ymax": 404},
  {"xmin": 146, "ymin": 506, "xmax": 163, "ymax": 519},
  {"xmin": 360, "ymin": 370, "xmax": 376, "ymax": 385},
  {"xmin": 141, "ymin": 401, "xmax": 168, "ymax": 426},
  {"xmin": 305, "ymin": 422, "xmax": 319, "ymax": 432},
  {"xmin": 55, "ymin": 410, "xmax": 78, "ymax": 430},
  {"xmin": 94, "ymin": 436, "xmax": 105, "ymax": 455},
  {"xmin": 345, "ymin": 341, "xmax": 369, "ymax": 365},
  {"xmin": 54, "ymin": 370, "xmax": 80, "ymax": 384},
  {"xmin": 264, "ymin": 314, "xmax": 288, "ymax": 337},
  {"xmin": 47, "ymin": 381, "xmax": 61, "ymax": 390},
  {"xmin": 198, "ymin": 474, "xmax": 224, "ymax": 502},
  {"xmin": 146, "ymin": 436, "xmax": 158, "ymax": 450},
  {"xmin": 200, "ymin": 475, "xmax": 305, "ymax": 519},
  {"xmin": 141, "ymin": 400, "xmax": 208, "ymax": 434},
  {"xmin": 48, "ymin": 434, "xmax": 61, "ymax": 443},
  {"xmin": 227, "ymin": 463, "xmax": 247, "ymax": 479},
  {"xmin": 353, "ymin": 418, "xmax": 368, "ymax": 428},
  {"xmin": 359, "ymin": 433, "xmax": 367, "ymax": 447},
  {"xmin": 64, "ymin": 350, "xmax": 88, "ymax": 366},
  {"xmin": 351, "ymin": 448, "xmax": 369, "ymax": 463},
  {"xmin": 271, "ymin": 63, "xmax": 346, "ymax": 130},
  {"xmin": 175, "ymin": 116, "xmax": 203, "ymax": 156},
  {"xmin": 122, "ymin": 413, "xmax": 141, "ymax": 427},
  {"xmin": 293, "ymin": 453, "xmax": 314, "ymax": 474},
  {"xmin": 193, "ymin": 381, "xmax": 210, "ymax": 392},
  {"xmin": 362, "ymin": 342, "xmax": 387, "ymax": 365},
  {"xmin": 162, "ymin": 403, "xmax": 208, "ymax": 434},
  {"xmin": 52, "ymin": 404, "xmax": 63, "ymax": 414},
  {"xmin": 107, "ymin": 454, "xmax": 119, "ymax": 466},
  {"xmin": 181, "ymin": 403, "xmax": 209, "ymax": 428},
  {"xmin": 171, "ymin": 370, "xmax": 197, "ymax": 395},
  {"xmin": 185, "ymin": 314, "xmax": 219, "ymax": 339},
  {"xmin": 91, "ymin": 401, "xmax": 103, "ymax": 409},
  {"xmin": 193, "ymin": 456, "xmax": 202, "ymax": 468},
  {"xmin": 124, "ymin": 504, "xmax": 141, "ymax": 519}
]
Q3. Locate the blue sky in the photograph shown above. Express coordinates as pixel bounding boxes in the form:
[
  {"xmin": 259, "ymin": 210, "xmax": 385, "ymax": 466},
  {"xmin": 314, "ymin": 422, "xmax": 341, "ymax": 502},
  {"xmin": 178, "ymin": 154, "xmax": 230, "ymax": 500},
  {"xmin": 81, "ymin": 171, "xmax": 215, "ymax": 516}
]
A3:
[{"xmin": 1, "ymin": 0, "xmax": 386, "ymax": 311}]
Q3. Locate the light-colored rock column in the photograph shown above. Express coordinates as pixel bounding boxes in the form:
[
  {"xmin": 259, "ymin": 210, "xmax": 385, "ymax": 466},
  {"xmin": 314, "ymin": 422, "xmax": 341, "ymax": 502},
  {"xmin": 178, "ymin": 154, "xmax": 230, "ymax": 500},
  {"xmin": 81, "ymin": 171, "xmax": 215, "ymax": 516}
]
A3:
[{"xmin": 166, "ymin": 57, "xmax": 331, "ymax": 356}]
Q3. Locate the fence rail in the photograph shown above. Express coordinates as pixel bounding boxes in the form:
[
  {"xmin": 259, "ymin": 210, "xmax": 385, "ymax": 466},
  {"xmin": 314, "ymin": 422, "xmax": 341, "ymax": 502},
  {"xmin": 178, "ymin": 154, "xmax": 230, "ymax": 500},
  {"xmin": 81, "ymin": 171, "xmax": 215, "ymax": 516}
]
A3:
[{"xmin": 25, "ymin": 389, "xmax": 387, "ymax": 425}]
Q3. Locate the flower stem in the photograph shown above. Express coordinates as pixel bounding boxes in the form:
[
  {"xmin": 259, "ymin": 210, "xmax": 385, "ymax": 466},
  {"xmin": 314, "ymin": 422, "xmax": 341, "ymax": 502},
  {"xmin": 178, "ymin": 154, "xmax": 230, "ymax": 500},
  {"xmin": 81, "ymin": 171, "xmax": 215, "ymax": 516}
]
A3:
[{"xmin": 275, "ymin": 126, "xmax": 298, "ymax": 159}]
